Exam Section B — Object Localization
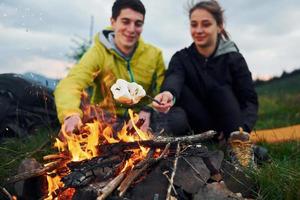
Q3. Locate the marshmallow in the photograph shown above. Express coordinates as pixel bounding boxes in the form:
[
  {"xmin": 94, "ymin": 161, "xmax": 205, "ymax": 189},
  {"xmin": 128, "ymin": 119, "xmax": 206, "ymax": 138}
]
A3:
[{"xmin": 110, "ymin": 79, "xmax": 146, "ymax": 104}]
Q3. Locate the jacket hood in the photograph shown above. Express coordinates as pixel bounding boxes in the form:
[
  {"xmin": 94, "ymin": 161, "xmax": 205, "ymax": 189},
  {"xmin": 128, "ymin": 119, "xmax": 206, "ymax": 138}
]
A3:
[
  {"xmin": 98, "ymin": 29, "xmax": 141, "ymax": 60},
  {"xmin": 99, "ymin": 30, "xmax": 116, "ymax": 51},
  {"xmin": 213, "ymin": 38, "xmax": 239, "ymax": 58}
]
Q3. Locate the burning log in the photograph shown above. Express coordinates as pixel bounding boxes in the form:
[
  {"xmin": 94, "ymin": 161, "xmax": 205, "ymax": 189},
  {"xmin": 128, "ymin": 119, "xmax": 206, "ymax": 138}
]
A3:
[
  {"xmin": 99, "ymin": 130, "xmax": 216, "ymax": 156},
  {"xmin": 62, "ymin": 154, "xmax": 128, "ymax": 188},
  {"xmin": 7, "ymin": 130, "xmax": 215, "ymax": 185},
  {"xmin": 43, "ymin": 153, "xmax": 69, "ymax": 161}
]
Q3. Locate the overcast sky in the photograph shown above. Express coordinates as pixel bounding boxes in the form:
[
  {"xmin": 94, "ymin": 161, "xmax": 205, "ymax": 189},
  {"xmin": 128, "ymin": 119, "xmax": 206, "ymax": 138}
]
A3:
[{"xmin": 1, "ymin": 0, "xmax": 300, "ymax": 80}]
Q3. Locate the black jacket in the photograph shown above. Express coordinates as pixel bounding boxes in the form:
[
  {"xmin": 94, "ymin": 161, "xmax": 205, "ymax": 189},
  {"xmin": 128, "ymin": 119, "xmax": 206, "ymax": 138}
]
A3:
[{"xmin": 161, "ymin": 39, "xmax": 258, "ymax": 132}]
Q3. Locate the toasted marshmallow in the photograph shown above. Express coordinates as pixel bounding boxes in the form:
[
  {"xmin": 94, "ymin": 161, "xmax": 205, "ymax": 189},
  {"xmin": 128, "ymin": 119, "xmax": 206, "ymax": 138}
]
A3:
[{"xmin": 110, "ymin": 79, "xmax": 146, "ymax": 104}]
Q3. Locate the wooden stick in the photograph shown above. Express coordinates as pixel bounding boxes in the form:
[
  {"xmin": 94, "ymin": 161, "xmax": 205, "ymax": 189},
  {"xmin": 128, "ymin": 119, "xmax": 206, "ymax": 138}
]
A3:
[
  {"xmin": 117, "ymin": 150, "xmax": 155, "ymax": 197},
  {"xmin": 5, "ymin": 159, "xmax": 68, "ymax": 184},
  {"xmin": 99, "ymin": 130, "xmax": 216, "ymax": 155},
  {"xmin": 154, "ymin": 130, "xmax": 216, "ymax": 144},
  {"xmin": 118, "ymin": 144, "xmax": 170, "ymax": 197},
  {"xmin": 166, "ymin": 142, "xmax": 180, "ymax": 200},
  {"xmin": 43, "ymin": 153, "xmax": 68, "ymax": 161},
  {"xmin": 146, "ymin": 95, "xmax": 163, "ymax": 105},
  {"xmin": 0, "ymin": 187, "xmax": 14, "ymax": 200},
  {"xmin": 96, "ymin": 171, "xmax": 127, "ymax": 200}
]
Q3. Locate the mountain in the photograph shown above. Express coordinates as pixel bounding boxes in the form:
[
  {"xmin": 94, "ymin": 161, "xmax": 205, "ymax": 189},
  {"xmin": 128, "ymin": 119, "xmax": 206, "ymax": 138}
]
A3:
[{"xmin": 22, "ymin": 72, "xmax": 59, "ymax": 91}]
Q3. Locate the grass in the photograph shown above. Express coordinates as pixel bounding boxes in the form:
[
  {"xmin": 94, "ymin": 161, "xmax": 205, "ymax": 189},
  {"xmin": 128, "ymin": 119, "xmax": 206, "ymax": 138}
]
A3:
[
  {"xmin": 255, "ymin": 94, "xmax": 300, "ymax": 129},
  {"xmin": 254, "ymin": 141, "xmax": 300, "ymax": 200},
  {"xmin": 255, "ymin": 73, "xmax": 300, "ymax": 130},
  {"xmin": 0, "ymin": 128, "xmax": 58, "ymax": 184}
]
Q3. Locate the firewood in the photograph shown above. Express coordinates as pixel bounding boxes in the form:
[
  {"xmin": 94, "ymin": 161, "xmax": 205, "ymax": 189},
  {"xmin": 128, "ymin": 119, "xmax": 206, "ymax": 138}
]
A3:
[
  {"xmin": 118, "ymin": 143, "xmax": 170, "ymax": 197},
  {"xmin": 96, "ymin": 171, "xmax": 127, "ymax": 200},
  {"xmin": 62, "ymin": 155, "xmax": 126, "ymax": 188},
  {"xmin": 6, "ymin": 131, "xmax": 215, "ymax": 185},
  {"xmin": 6, "ymin": 159, "xmax": 68, "ymax": 184},
  {"xmin": 43, "ymin": 153, "xmax": 69, "ymax": 161},
  {"xmin": 0, "ymin": 187, "xmax": 15, "ymax": 200},
  {"xmin": 99, "ymin": 130, "xmax": 216, "ymax": 155},
  {"xmin": 166, "ymin": 142, "xmax": 180, "ymax": 200}
]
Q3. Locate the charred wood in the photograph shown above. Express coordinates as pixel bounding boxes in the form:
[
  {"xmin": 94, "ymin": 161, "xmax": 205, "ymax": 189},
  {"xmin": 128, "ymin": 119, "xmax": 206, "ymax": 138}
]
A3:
[{"xmin": 62, "ymin": 155, "xmax": 126, "ymax": 188}]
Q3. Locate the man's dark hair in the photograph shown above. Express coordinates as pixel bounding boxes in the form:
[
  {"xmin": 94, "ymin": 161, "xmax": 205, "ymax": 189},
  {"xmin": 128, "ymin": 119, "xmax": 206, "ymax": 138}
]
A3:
[{"xmin": 112, "ymin": 0, "xmax": 146, "ymax": 20}]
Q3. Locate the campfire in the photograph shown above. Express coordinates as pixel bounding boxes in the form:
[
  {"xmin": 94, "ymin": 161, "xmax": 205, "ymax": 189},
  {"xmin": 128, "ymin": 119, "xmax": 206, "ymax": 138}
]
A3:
[
  {"xmin": 7, "ymin": 90, "xmax": 248, "ymax": 200},
  {"xmin": 42, "ymin": 99, "xmax": 218, "ymax": 200},
  {"xmin": 45, "ymin": 105, "xmax": 157, "ymax": 199}
]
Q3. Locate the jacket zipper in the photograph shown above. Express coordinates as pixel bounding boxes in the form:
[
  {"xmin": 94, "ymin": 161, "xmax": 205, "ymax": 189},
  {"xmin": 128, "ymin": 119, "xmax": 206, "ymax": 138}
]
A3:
[
  {"xmin": 204, "ymin": 58, "xmax": 208, "ymax": 68},
  {"xmin": 126, "ymin": 60, "xmax": 135, "ymax": 82},
  {"xmin": 111, "ymin": 49, "xmax": 135, "ymax": 82}
]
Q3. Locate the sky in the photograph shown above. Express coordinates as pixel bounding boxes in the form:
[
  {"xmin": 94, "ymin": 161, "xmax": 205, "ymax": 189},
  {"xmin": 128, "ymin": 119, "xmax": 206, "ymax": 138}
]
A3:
[{"xmin": 1, "ymin": 0, "xmax": 300, "ymax": 80}]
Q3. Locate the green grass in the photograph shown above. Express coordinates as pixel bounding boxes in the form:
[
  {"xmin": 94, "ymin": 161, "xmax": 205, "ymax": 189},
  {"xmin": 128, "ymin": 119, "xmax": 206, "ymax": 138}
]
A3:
[
  {"xmin": 255, "ymin": 73, "xmax": 300, "ymax": 130},
  {"xmin": 255, "ymin": 94, "xmax": 300, "ymax": 129},
  {"xmin": 254, "ymin": 141, "xmax": 300, "ymax": 200},
  {"xmin": 0, "ymin": 128, "xmax": 57, "ymax": 184}
]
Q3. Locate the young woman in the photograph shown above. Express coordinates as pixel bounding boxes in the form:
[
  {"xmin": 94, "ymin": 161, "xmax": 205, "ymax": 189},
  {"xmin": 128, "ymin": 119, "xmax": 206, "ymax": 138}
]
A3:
[{"xmin": 153, "ymin": 0, "xmax": 258, "ymax": 167}]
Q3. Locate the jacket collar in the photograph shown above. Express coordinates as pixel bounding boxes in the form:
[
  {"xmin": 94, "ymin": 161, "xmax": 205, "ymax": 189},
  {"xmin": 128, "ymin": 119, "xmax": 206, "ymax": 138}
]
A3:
[
  {"xmin": 98, "ymin": 29, "xmax": 145, "ymax": 61},
  {"xmin": 189, "ymin": 37, "xmax": 239, "ymax": 59}
]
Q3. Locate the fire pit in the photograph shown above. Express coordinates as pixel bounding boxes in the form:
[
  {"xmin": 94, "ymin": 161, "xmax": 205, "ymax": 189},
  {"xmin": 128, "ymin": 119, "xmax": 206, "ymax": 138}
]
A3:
[{"xmin": 6, "ymin": 96, "xmax": 252, "ymax": 200}]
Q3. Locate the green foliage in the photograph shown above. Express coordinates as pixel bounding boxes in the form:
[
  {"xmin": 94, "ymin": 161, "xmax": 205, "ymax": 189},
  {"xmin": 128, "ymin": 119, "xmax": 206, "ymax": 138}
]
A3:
[
  {"xmin": 254, "ymin": 141, "xmax": 300, "ymax": 200},
  {"xmin": 68, "ymin": 36, "xmax": 91, "ymax": 62}
]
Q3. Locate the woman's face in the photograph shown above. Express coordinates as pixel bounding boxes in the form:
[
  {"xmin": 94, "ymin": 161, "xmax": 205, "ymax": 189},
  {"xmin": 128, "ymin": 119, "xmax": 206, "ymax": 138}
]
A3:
[{"xmin": 190, "ymin": 8, "xmax": 221, "ymax": 50}]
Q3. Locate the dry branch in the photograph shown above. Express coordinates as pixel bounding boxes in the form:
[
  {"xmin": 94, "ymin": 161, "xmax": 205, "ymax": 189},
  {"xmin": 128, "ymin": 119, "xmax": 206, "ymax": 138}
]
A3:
[
  {"xmin": 96, "ymin": 171, "xmax": 127, "ymax": 200},
  {"xmin": 99, "ymin": 130, "xmax": 216, "ymax": 155},
  {"xmin": 43, "ymin": 153, "xmax": 69, "ymax": 161},
  {"xmin": 118, "ymin": 143, "xmax": 170, "ymax": 197},
  {"xmin": 6, "ymin": 159, "xmax": 68, "ymax": 184},
  {"xmin": 166, "ymin": 142, "xmax": 180, "ymax": 200}
]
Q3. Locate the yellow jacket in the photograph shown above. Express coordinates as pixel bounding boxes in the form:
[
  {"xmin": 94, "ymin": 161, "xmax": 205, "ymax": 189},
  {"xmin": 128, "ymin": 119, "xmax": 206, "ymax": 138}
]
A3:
[{"xmin": 54, "ymin": 30, "xmax": 165, "ymax": 123}]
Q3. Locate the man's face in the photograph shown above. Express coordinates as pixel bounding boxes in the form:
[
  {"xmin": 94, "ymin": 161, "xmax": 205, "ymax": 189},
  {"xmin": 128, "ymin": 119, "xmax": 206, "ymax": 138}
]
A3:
[{"xmin": 111, "ymin": 8, "xmax": 144, "ymax": 55}]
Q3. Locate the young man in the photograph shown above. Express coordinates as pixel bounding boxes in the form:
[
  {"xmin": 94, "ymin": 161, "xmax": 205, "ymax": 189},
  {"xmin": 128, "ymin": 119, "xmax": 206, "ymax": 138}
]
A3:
[{"xmin": 55, "ymin": 0, "xmax": 165, "ymax": 133}]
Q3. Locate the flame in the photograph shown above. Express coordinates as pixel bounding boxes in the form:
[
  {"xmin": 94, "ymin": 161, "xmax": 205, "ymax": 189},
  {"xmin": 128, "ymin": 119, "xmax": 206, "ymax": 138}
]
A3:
[
  {"xmin": 45, "ymin": 107, "xmax": 153, "ymax": 199},
  {"xmin": 45, "ymin": 175, "xmax": 64, "ymax": 200}
]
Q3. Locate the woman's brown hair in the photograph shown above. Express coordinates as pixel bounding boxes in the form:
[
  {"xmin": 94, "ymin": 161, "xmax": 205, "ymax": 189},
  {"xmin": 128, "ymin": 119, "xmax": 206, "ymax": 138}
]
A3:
[{"xmin": 189, "ymin": 0, "xmax": 229, "ymax": 40}]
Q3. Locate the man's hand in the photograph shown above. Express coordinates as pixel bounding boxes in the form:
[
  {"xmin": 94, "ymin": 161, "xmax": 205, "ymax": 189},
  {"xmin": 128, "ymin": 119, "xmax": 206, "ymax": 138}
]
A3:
[
  {"xmin": 152, "ymin": 91, "xmax": 174, "ymax": 113},
  {"xmin": 63, "ymin": 114, "xmax": 83, "ymax": 133}
]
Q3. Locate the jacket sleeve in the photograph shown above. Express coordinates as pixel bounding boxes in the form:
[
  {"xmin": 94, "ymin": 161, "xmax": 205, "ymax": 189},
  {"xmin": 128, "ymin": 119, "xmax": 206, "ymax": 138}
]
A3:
[
  {"xmin": 230, "ymin": 53, "xmax": 258, "ymax": 132},
  {"xmin": 161, "ymin": 52, "xmax": 185, "ymax": 100},
  {"xmin": 54, "ymin": 45, "xmax": 103, "ymax": 123}
]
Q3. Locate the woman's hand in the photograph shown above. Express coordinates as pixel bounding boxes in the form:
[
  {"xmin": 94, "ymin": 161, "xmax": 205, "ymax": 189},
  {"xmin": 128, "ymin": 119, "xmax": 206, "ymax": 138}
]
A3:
[{"xmin": 152, "ymin": 91, "xmax": 174, "ymax": 113}]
